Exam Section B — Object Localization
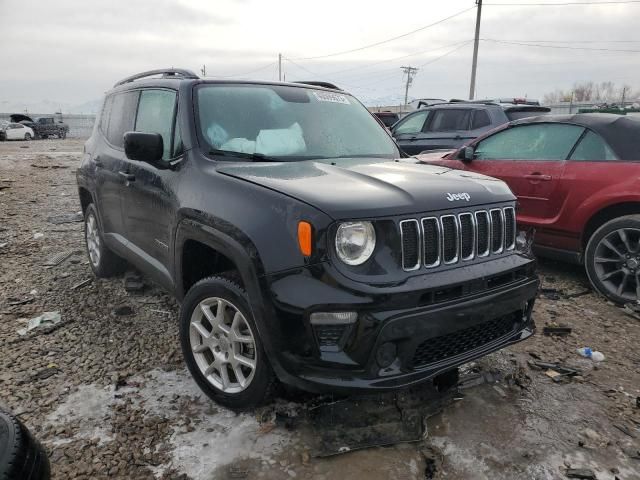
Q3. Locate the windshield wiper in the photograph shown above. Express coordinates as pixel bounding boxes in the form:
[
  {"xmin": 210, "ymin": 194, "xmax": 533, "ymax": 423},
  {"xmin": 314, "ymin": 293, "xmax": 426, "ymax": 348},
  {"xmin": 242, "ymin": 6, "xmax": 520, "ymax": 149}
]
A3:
[{"xmin": 208, "ymin": 149, "xmax": 281, "ymax": 162}]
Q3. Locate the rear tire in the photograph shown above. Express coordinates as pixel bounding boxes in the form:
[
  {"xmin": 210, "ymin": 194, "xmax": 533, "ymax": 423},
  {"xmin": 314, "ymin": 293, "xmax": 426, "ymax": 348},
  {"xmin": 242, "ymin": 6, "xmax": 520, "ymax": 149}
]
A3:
[
  {"xmin": 0, "ymin": 408, "xmax": 50, "ymax": 480},
  {"xmin": 585, "ymin": 215, "xmax": 640, "ymax": 305},
  {"xmin": 84, "ymin": 204, "xmax": 126, "ymax": 278},
  {"xmin": 180, "ymin": 276, "xmax": 277, "ymax": 410}
]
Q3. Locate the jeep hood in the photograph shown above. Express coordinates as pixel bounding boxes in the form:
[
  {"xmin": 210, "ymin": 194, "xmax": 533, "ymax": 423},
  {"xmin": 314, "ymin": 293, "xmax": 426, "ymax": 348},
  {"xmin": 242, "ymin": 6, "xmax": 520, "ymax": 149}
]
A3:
[{"xmin": 217, "ymin": 157, "xmax": 514, "ymax": 219}]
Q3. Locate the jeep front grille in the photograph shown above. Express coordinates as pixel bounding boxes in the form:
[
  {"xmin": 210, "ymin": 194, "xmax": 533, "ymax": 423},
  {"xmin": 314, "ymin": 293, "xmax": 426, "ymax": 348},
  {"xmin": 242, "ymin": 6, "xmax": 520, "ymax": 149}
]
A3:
[{"xmin": 399, "ymin": 206, "xmax": 516, "ymax": 271}]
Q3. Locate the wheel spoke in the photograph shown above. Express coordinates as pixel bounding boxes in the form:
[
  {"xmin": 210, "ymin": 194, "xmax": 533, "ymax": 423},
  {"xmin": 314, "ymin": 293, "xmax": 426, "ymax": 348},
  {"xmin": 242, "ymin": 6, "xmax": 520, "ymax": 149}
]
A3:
[
  {"xmin": 602, "ymin": 239, "xmax": 624, "ymax": 258},
  {"xmin": 618, "ymin": 230, "xmax": 634, "ymax": 254},
  {"xmin": 200, "ymin": 303, "xmax": 218, "ymax": 326},
  {"xmin": 192, "ymin": 343, "xmax": 210, "ymax": 353},
  {"xmin": 601, "ymin": 269, "xmax": 623, "ymax": 281},
  {"xmin": 203, "ymin": 361, "xmax": 218, "ymax": 377},
  {"xmin": 234, "ymin": 353, "xmax": 255, "ymax": 370},
  {"xmin": 595, "ymin": 256, "xmax": 619, "ymax": 264},
  {"xmin": 230, "ymin": 312, "xmax": 253, "ymax": 343},
  {"xmin": 232, "ymin": 363, "xmax": 245, "ymax": 385},
  {"xmin": 191, "ymin": 320, "xmax": 211, "ymax": 340},
  {"xmin": 617, "ymin": 273, "xmax": 629, "ymax": 295},
  {"xmin": 219, "ymin": 364, "xmax": 230, "ymax": 389}
]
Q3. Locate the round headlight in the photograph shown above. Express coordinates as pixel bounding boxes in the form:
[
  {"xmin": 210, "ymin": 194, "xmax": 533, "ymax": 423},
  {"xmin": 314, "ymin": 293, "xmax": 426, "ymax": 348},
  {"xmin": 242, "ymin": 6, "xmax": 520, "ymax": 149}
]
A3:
[{"xmin": 335, "ymin": 221, "xmax": 376, "ymax": 266}]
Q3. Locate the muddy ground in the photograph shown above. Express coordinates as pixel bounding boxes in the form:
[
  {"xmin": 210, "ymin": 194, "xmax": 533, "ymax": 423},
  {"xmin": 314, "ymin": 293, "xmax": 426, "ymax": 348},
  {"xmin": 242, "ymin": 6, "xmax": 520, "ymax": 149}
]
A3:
[{"xmin": 0, "ymin": 139, "xmax": 639, "ymax": 480}]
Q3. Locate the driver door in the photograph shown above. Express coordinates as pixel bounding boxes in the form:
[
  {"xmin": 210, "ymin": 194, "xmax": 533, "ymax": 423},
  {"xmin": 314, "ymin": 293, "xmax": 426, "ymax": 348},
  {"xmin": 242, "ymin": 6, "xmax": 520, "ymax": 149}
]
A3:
[{"xmin": 465, "ymin": 123, "xmax": 585, "ymax": 225}]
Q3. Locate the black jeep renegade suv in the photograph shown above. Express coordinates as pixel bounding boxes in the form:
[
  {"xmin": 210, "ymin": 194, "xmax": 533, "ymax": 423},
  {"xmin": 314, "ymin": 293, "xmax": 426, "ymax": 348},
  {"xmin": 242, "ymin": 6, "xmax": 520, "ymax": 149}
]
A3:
[{"xmin": 76, "ymin": 68, "xmax": 538, "ymax": 409}]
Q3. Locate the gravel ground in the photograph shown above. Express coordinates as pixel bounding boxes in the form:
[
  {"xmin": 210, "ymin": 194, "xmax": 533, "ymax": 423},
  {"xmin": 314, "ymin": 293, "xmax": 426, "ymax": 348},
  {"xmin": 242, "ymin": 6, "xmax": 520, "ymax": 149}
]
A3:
[{"xmin": 1, "ymin": 139, "xmax": 639, "ymax": 480}]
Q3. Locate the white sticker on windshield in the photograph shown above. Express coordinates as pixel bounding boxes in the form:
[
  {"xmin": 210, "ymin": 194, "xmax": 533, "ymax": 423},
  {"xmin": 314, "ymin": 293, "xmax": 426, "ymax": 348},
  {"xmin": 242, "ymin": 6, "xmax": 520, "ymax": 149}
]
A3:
[{"xmin": 312, "ymin": 91, "xmax": 350, "ymax": 105}]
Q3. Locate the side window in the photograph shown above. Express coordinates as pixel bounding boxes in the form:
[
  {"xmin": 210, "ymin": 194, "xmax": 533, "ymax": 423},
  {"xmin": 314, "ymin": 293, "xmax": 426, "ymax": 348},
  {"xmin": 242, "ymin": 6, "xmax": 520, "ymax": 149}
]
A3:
[
  {"xmin": 393, "ymin": 111, "xmax": 429, "ymax": 135},
  {"xmin": 135, "ymin": 89, "xmax": 177, "ymax": 160},
  {"xmin": 100, "ymin": 95, "xmax": 113, "ymax": 134},
  {"xmin": 570, "ymin": 130, "xmax": 618, "ymax": 161},
  {"xmin": 173, "ymin": 124, "xmax": 184, "ymax": 157},
  {"xmin": 427, "ymin": 109, "xmax": 472, "ymax": 132},
  {"xmin": 471, "ymin": 110, "xmax": 491, "ymax": 130},
  {"xmin": 106, "ymin": 91, "xmax": 139, "ymax": 148},
  {"xmin": 475, "ymin": 124, "xmax": 584, "ymax": 161}
]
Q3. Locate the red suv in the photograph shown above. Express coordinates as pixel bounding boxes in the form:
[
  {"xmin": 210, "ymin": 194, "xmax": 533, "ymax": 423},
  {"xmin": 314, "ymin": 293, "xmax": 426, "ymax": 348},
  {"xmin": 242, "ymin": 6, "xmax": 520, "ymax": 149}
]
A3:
[{"xmin": 419, "ymin": 113, "xmax": 640, "ymax": 305}]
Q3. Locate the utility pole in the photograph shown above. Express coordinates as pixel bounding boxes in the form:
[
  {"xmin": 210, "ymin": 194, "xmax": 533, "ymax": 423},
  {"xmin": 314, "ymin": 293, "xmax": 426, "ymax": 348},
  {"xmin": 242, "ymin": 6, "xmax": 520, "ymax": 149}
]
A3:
[
  {"xmin": 468, "ymin": 0, "xmax": 483, "ymax": 100},
  {"xmin": 621, "ymin": 86, "xmax": 627, "ymax": 108},
  {"xmin": 401, "ymin": 66, "xmax": 419, "ymax": 112},
  {"xmin": 278, "ymin": 53, "xmax": 282, "ymax": 81},
  {"xmin": 200, "ymin": 65, "xmax": 206, "ymax": 77}
]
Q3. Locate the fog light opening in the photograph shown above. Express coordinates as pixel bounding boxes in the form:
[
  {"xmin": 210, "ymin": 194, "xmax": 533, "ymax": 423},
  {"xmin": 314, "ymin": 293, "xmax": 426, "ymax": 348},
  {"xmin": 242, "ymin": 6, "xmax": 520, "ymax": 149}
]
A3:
[
  {"xmin": 310, "ymin": 311, "xmax": 357, "ymax": 325},
  {"xmin": 376, "ymin": 342, "xmax": 397, "ymax": 368}
]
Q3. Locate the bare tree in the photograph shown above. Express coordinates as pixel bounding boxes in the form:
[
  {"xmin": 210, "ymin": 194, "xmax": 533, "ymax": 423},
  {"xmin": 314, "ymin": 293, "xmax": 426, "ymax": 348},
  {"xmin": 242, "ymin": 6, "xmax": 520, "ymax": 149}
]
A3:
[{"xmin": 545, "ymin": 81, "xmax": 638, "ymax": 104}]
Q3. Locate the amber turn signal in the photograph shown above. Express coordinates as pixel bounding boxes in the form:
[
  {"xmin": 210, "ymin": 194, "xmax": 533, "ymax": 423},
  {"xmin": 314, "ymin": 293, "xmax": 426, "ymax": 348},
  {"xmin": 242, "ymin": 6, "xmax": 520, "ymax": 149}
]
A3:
[{"xmin": 298, "ymin": 221, "xmax": 313, "ymax": 257}]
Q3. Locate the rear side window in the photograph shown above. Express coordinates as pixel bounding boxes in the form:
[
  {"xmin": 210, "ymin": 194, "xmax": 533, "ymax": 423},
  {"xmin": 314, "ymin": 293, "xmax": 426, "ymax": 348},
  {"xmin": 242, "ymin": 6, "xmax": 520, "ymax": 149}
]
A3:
[
  {"xmin": 471, "ymin": 110, "xmax": 491, "ymax": 129},
  {"xmin": 99, "ymin": 96, "xmax": 113, "ymax": 134},
  {"xmin": 475, "ymin": 124, "xmax": 584, "ymax": 160},
  {"xmin": 135, "ymin": 89, "xmax": 177, "ymax": 160},
  {"xmin": 428, "ymin": 109, "xmax": 471, "ymax": 132},
  {"xmin": 393, "ymin": 111, "xmax": 429, "ymax": 135},
  {"xmin": 570, "ymin": 130, "xmax": 618, "ymax": 161},
  {"xmin": 106, "ymin": 91, "xmax": 139, "ymax": 148}
]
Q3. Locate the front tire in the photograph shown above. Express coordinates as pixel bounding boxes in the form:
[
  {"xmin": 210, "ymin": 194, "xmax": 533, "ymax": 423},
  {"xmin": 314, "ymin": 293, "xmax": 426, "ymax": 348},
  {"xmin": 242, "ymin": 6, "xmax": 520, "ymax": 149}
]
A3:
[
  {"xmin": 180, "ymin": 276, "xmax": 276, "ymax": 410},
  {"xmin": 84, "ymin": 204, "xmax": 126, "ymax": 277},
  {"xmin": 24, "ymin": 133, "xmax": 31, "ymax": 141},
  {"xmin": 585, "ymin": 215, "xmax": 640, "ymax": 305},
  {"xmin": 58, "ymin": 131, "xmax": 66, "ymax": 139}
]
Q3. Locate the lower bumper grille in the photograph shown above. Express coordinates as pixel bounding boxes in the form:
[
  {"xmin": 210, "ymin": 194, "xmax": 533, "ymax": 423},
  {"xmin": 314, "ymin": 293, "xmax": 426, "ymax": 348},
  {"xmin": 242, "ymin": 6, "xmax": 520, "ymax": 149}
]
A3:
[{"xmin": 411, "ymin": 313, "xmax": 518, "ymax": 369}]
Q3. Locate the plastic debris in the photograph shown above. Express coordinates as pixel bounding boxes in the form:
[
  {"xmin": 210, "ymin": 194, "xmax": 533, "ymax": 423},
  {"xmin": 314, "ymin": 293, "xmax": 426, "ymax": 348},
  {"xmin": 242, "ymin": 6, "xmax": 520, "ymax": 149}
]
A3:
[
  {"xmin": 577, "ymin": 347, "xmax": 605, "ymax": 362},
  {"xmin": 565, "ymin": 468, "xmax": 596, "ymax": 479},
  {"xmin": 543, "ymin": 325, "xmax": 572, "ymax": 336},
  {"xmin": 46, "ymin": 212, "xmax": 83, "ymax": 225},
  {"xmin": 71, "ymin": 278, "xmax": 92, "ymax": 290},
  {"xmin": 33, "ymin": 233, "xmax": 44, "ymax": 240},
  {"xmin": 17, "ymin": 311, "xmax": 61, "ymax": 336},
  {"xmin": 124, "ymin": 271, "xmax": 145, "ymax": 293},
  {"xmin": 43, "ymin": 250, "xmax": 73, "ymax": 266}
]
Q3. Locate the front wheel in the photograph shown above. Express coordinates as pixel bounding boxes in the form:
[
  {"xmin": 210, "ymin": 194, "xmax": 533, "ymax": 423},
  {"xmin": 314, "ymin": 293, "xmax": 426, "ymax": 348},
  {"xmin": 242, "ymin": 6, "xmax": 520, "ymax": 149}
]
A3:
[
  {"xmin": 180, "ymin": 276, "xmax": 276, "ymax": 410},
  {"xmin": 585, "ymin": 215, "xmax": 640, "ymax": 305},
  {"xmin": 58, "ymin": 131, "xmax": 66, "ymax": 139},
  {"xmin": 84, "ymin": 204, "xmax": 126, "ymax": 277},
  {"xmin": 24, "ymin": 133, "xmax": 31, "ymax": 141}
]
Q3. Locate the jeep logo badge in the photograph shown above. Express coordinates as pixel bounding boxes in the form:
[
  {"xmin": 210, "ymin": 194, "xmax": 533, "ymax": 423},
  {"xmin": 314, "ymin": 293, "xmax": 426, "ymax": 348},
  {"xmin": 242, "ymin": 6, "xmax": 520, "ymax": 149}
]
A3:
[{"xmin": 446, "ymin": 192, "xmax": 471, "ymax": 202}]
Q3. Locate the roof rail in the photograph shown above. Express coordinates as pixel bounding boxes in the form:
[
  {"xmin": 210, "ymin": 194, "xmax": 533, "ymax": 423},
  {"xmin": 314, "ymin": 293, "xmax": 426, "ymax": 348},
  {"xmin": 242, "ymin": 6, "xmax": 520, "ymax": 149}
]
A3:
[
  {"xmin": 114, "ymin": 68, "xmax": 199, "ymax": 87},
  {"xmin": 293, "ymin": 81, "xmax": 342, "ymax": 90}
]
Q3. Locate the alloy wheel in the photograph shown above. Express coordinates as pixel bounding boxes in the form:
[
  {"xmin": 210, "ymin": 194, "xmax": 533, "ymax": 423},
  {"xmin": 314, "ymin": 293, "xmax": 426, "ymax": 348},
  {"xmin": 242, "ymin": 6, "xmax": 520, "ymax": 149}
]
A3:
[
  {"xmin": 593, "ymin": 227, "xmax": 640, "ymax": 302},
  {"xmin": 85, "ymin": 213, "xmax": 101, "ymax": 267},
  {"xmin": 189, "ymin": 297, "xmax": 257, "ymax": 394}
]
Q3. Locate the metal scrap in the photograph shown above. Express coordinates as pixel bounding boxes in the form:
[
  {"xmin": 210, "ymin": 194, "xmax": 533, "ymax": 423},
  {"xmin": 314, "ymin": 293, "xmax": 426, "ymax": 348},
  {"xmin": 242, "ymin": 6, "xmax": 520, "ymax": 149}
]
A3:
[
  {"xmin": 566, "ymin": 468, "xmax": 596, "ymax": 479},
  {"xmin": 543, "ymin": 325, "xmax": 572, "ymax": 336},
  {"xmin": 46, "ymin": 212, "xmax": 83, "ymax": 224},
  {"xmin": 43, "ymin": 250, "xmax": 73, "ymax": 266}
]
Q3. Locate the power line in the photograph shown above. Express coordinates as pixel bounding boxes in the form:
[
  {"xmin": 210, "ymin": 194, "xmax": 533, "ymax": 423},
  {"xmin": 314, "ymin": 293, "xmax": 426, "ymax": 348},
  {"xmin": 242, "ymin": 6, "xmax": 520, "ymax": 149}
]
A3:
[
  {"xmin": 482, "ymin": 38, "xmax": 640, "ymax": 52},
  {"xmin": 487, "ymin": 39, "xmax": 640, "ymax": 43},
  {"xmin": 209, "ymin": 61, "xmax": 277, "ymax": 79},
  {"xmin": 290, "ymin": 6, "xmax": 476, "ymax": 60},
  {"xmin": 484, "ymin": 0, "xmax": 640, "ymax": 4}
]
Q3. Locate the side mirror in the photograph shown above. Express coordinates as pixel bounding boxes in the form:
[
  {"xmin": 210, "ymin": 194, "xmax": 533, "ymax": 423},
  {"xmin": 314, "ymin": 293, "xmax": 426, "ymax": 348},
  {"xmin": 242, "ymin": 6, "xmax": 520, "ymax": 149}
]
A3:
[
  {"xmin": 124, "ymin": 132, "xmax": 164, "ymax": 165},
  {"xmin": 462, "ymin": 146, "xmax": 475, "ymax": 162}
]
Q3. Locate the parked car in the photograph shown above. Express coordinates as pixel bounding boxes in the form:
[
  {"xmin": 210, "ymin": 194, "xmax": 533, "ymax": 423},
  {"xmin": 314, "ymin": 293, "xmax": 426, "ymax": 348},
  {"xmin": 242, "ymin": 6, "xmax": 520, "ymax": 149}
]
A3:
[
  {"xmin": 9, "ymin": 114, "xmax": 69, "ymax": 139},
  {"xmin": 373, "ymin": 111, "xmax": 399, "ymax": 128},
  {"xmin": 409, "ymin": 98, "xmax": 446, "ymax": 110},
  {"xmin": 418, "ymin": 113, "xmax": 640, "ymax": 304},
  {"xmin": 1, "ymin": 122, "xmax": 35, "ymax": 141},
  {"xmin": 77, "ymin": 68, "xmax": 538, "ymax": 409},
  {"xmin": 391, "ymin": 102, "xmax": 550, "ymax": 155}
]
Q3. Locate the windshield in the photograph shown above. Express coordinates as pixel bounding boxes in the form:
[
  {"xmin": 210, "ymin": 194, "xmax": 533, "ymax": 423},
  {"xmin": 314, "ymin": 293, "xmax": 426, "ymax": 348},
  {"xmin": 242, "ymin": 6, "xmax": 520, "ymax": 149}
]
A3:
[{"xmin": 196, "ymin": 84, "xmax": 399, "ymax": 161}]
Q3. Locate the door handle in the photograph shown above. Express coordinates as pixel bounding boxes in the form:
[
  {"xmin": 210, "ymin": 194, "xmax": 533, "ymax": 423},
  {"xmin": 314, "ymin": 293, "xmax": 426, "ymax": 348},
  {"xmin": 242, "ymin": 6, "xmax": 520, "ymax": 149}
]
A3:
[
  {"xmin": 525, "ymin": 173, "xmax": 552, "ymax": 181},
  {"xmin": 118, "ymin": 171, "xmax": 135, "ymax": 182}
]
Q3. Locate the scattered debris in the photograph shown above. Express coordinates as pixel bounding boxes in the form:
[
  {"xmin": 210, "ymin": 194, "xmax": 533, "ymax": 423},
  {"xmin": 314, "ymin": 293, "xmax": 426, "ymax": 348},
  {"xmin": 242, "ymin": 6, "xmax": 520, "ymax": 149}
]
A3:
[
  {"xmin": 565, "ymin": 288, "xmax": 592, "ymax": 298},
  {"xmin": 71, "ymin": 278, "xmax": 92, "ymax": 290},
  {"xmin": 17, "ymin": 311, "xmax": 62, "ymax": 335},
  {"xmin": 623, "ymin": 302, "xmax": 640, "ymax": 320},
  {"xmin": 113, "ymin": 305, "xmax": 134, "ymax": 316},
  {"xmin": 529, "ymin": 361, "xmax": 580, "ymax": 383},
  {"xmin": 46, "ymin": 212, "xmax": 83, "ymax": 224},
  {"xmin": 43, "ymin": 250, "xmax": 73, "ymax": 266},
  {"xmin": 541, "ymin": 288, "xmax": 562, "ymax": 300},
  {"xmin": 7, "ymin": 297, "xmax": 34, "ymax": 306},
  {"xmin": 566, "ymin": 468, "xmax": 597, "ymax": 479},
  {"xmin": 124, "ymin": 271, "xmax": 145, "ymax": 293},
  {"xmin": 577, "ymin": 347, "xmax": 605, "ymax": 362},
  {"xmin": 0, "ymin": 242, "xmax": 8, "ymax": 249},
  {"xmin": 613, "ymin": 423, "xmax": 637, "ymax": 438},
  {"xmin": 0, "ymin": 183, "xmax": 10, "ymax": 191},
  {"xmin": 543, "ymin": 325, "xmax": 572, "ymax": 336},
  {"xmin": 33, "ymin": 232, "xmax": 44, "ymax": 240},
  {"xmin": 457, "ymin": 370, "xmax": 502, "ymax": 390},
  {"xmin": 30, "ymin": 365, "xmax": 61, "ymax": 382}
]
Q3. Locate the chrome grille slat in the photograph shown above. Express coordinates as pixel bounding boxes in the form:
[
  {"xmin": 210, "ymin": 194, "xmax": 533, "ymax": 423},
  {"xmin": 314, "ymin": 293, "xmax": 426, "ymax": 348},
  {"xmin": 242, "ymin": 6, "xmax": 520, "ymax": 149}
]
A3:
[
  {"xmin": 421, "ymin": 217, "xmax": 441, "ymax": 268},
  {"xmin": 441, "ymin": 215, "xmax": 459, "ymax": 264},
  {"xmin": 400, "ymin": 206, "xmax": 516, "ymax": 271}
]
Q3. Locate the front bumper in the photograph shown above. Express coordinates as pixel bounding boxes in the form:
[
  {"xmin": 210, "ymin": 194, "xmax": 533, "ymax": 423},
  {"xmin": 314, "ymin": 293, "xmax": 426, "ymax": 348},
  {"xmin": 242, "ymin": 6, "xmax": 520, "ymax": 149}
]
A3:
[{"xmin": 261, "ymin": 253, "xmax": 538, "ymax": 394}]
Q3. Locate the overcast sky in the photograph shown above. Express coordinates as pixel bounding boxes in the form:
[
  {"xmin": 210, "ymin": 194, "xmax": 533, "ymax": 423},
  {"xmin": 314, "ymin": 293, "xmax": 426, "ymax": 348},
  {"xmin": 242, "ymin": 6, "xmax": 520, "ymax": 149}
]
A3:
[{"xmin": 1, "ymin": 0, "xmax": 639, "ymax": 110}]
